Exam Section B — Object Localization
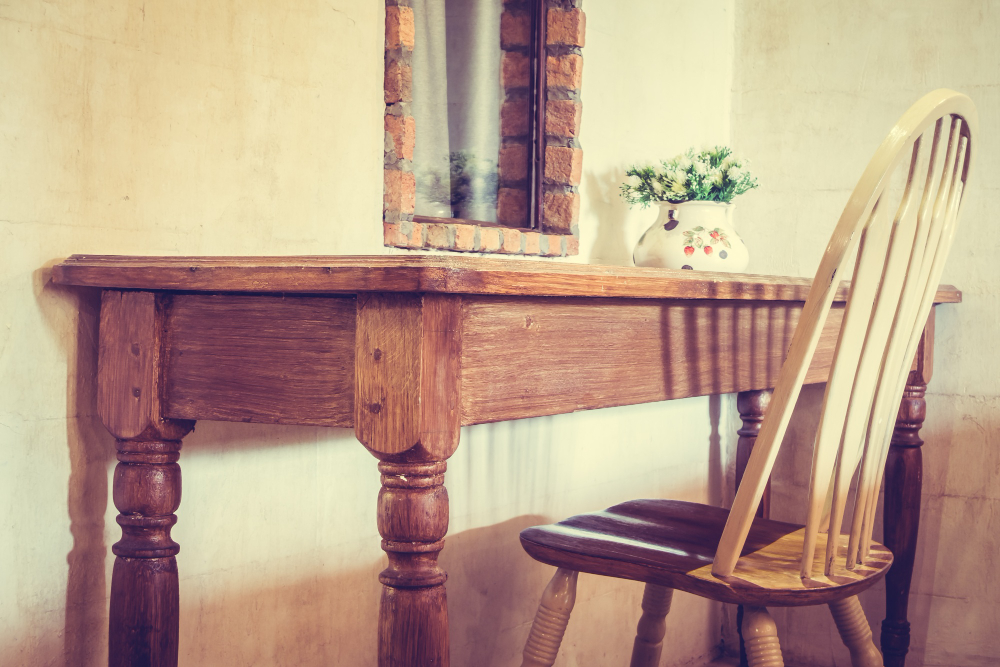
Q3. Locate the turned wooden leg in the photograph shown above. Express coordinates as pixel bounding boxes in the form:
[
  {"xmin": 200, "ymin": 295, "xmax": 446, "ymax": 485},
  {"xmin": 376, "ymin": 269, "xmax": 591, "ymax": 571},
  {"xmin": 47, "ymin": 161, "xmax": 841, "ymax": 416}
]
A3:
[
  {"xmin": 829, "ymin": 596, "xmax": 883, "ymax": 667},
  {"xmin": 96, "ymin": 290, "xmax": 195, "ymax": 667},
  {"xmin": 629, "ymin": 584, "xmax": 674, "ymax": 667},
  {"xmin": 741, "ymin": 607, "xmax": 784, "ymax": 667},
  {"xmin": 736, "ymin": 389, "xmax": 772, "ymax": 666},
  {"xmin": 377, "ymin": 460, "xmax": 450, "ymax": 667},
  {"xmin": 521, "ymin": 568, "xmax": 578, "ymax": 667},
  {"xmin": 109, "ymin": 438, "xmax": 183, "ymax": 667},
  {"xmin": 881, "ymin": 377, "xmax": 925, "ymax": 667}
]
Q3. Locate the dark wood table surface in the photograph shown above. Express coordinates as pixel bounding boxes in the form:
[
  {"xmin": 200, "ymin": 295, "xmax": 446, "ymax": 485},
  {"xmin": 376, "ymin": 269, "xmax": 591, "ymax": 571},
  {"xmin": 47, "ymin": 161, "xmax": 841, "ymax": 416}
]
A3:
[{"xmin": 51, "ymin": 255, "xmax": 959, "ymax": 667}]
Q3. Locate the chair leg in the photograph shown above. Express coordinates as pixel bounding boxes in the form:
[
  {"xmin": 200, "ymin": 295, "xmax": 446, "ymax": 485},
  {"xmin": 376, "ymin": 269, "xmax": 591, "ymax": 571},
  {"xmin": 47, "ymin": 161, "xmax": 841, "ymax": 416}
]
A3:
[
  {"xmin": 741, "ymin": 606, "xmax": 784, "ymax": 667},
  {"xmin": 521, "ymin": 568, "xmax": 579, "ymax": 667},
  {"xmin": 828, "ymin": 596, "xmax": 883, "ymax": 667},
  {"xmin": 629, "ymin": 583, "xmax": 674, "ymax": 667}
]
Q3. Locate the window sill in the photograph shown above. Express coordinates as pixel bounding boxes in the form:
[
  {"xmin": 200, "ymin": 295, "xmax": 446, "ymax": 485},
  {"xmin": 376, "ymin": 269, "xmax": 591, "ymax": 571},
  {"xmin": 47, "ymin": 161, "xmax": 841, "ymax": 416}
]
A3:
[{"xmin": 384, "ymin": 218, "xmax": 579, "ymax": 257}]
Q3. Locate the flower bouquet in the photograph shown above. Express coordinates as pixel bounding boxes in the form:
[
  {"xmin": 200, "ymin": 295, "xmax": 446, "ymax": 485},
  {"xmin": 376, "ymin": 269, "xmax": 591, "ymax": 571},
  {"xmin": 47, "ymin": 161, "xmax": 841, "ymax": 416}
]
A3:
[
  {"xmin": 620, "ymin": 146, "xmax": 758, "ymax": 206},
  {"xmin": 626, "ymin": 146, "xmax": 757, "ymax": 272}
]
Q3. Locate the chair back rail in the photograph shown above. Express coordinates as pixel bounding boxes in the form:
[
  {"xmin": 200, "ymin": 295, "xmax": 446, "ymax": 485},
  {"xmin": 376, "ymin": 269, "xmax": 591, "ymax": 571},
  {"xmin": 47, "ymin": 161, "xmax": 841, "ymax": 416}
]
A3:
[{"xmin": 712, "ymin": 90, "xmax": 977, "ymax": 579}]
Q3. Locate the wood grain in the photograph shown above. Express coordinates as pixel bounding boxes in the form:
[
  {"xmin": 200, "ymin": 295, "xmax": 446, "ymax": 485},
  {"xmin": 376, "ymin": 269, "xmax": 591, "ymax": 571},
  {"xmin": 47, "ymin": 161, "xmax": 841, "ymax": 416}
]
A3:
[
  {"xmin": 163, "ymin": 294, "xmax": 355, "ymax": 427},
  {"xmin": 461, "ymin": 296, "xmax": 840, "ymax": 425},
  {"xmin": 49, "ymin": 253, "xmax": 965, "ymax": 303},
  {"xmin": 520, "ymin": 499, "xmax": 892, "ymax": 608},
  {"xmin": 98, "ymin": 291, "xmax": 192, "ymax": 440},
  {"xmin": 355, "ymin": 294, "xmax": 463, "ymax": 459},
  {"xmin": 109, "ymin": 438, "xmax": 184, "ymax": 667},
  {"xmin": 354, "ymin": 294, "xmax": 424, "ymax": 455}
]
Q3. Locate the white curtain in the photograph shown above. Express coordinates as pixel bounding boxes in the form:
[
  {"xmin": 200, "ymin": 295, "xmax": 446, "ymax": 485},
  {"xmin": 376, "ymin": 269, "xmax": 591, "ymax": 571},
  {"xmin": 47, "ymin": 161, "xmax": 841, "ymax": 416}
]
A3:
[{"xmin": 413, "ymin": 0, "xmax": 502, "ymax": 221}]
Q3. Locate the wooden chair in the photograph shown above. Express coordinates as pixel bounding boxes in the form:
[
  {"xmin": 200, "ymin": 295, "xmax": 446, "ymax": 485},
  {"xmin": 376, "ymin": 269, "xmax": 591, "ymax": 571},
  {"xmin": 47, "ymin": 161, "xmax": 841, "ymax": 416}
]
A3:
[{"xmin": 517, "ymin": 90, "xmax": 977, "ymax": 667}]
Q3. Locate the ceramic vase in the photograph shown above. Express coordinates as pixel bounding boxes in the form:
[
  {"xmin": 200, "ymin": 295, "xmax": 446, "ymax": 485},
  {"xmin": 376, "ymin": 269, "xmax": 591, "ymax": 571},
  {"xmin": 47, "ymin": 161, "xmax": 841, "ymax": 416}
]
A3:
[{"xmin": 633, "ymin": 201, "xmax": 749, "ymax": 272}]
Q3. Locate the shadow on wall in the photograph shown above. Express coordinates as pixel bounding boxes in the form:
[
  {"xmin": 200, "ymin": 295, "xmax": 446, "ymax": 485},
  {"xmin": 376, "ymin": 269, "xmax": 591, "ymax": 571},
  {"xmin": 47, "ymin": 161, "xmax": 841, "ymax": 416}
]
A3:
[
  {"xmin": 34, "ymin": 280, "xmax": 119, "ymax": 667},
  {"xmin": 585, "ymin": 168, "xmax": 632, "ymax": 266},
  {"xmin": 444, "ymin": 515, "xmax": 551, "ymax": 666},
  {"xmin": 61, "ymin": 287, "xmax": 117, "ymax": 666}
]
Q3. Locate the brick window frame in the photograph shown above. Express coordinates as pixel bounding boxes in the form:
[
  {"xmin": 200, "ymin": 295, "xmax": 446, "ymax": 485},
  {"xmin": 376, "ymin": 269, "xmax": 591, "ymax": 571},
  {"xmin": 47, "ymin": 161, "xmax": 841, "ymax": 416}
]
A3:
[{"xmin": 383, "ymin": 0, "xmax": 585, "ymax": 256}]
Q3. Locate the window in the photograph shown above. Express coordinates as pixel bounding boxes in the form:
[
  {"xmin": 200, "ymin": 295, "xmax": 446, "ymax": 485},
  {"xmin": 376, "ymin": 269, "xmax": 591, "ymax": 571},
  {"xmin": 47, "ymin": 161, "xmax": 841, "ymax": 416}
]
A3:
[{"xmin": 383, "ymin": 0, "xmax": 585, "ymax": 256}]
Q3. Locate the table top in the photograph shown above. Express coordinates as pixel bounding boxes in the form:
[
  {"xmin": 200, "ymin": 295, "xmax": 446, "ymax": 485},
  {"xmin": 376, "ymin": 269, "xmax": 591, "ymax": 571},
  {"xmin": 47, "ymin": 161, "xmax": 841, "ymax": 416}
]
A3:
[{"xmin": 51, "ymin": 255, "xmax": 963, "ymax": 303}]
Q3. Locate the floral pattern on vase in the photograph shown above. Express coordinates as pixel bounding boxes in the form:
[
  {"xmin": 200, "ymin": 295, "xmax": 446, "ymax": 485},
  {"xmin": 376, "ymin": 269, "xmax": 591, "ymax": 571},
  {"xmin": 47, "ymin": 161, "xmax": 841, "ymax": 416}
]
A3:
[{"xmin": 633, "ymin": 202, "xmax": 749, "ymax": 273}]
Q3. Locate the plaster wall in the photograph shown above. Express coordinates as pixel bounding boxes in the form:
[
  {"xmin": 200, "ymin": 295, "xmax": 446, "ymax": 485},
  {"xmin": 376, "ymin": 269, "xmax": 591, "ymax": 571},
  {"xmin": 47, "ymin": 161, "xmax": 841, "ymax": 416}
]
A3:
[
  {"xmin": 732, "ymin": 2, "xmax": 1000, "ymax": 665},
  {"xmin": 0, "ymin": 1, "xmax": 736, "ymax": 665}
]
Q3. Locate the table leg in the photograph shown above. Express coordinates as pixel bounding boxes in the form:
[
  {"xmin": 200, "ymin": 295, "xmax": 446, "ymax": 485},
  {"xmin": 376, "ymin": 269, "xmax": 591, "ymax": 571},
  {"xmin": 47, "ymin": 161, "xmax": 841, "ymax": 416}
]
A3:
[
  {"xmin": 354, "ymin": 293, "xmax": 463, "ymax": 666},
  {"xmin": 109, "ymin": 437, "xmax": 184, "ymax": 667},
  {"xmin": 376, "ymin": 460, "xmax": 450, "ymax": 667},
  {"xmin": 735, "ymin": 389, "xmax": 772, "ymax": 667},
  {"xmin": 97, "ymin": 290, "xmax": 195, "ymax": 667},
  {"xmin": 881, "ymin": 377, "xmax": 925, "ymax": 667}
]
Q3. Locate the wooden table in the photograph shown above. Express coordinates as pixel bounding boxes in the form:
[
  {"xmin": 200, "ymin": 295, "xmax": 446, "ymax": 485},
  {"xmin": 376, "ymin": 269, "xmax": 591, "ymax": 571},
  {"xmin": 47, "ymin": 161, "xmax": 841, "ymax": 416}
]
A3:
[{"xmin": 51, "ymin": 255, "xmax": 960, "ymax": 667}]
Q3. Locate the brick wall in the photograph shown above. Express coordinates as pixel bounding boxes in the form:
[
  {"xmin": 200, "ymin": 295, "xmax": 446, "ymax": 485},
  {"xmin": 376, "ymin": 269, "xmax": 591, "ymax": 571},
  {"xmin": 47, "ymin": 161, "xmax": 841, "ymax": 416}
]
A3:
[{"xmin": 383, "ymin": 0, "xmax": 584, "ymax": 256}]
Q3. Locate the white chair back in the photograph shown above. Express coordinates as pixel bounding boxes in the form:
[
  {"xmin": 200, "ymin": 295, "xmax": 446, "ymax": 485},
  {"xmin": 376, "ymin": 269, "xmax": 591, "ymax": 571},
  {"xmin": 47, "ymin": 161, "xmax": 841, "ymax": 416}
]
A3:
[{"xmin": 713, "ymin": 90, "xmax": 977, "ymax": 579}]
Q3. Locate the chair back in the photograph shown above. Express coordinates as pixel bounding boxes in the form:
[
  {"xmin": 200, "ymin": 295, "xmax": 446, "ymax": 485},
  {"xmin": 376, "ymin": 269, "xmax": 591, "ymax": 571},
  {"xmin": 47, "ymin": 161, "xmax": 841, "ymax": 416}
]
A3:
[{"xmin": 713, "ymin": 90, "xmax": 977, "ymax": 579}]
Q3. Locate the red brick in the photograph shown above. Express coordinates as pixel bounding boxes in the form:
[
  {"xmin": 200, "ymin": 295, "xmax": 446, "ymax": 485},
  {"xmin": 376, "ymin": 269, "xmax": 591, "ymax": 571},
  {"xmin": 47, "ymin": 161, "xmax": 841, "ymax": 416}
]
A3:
[
  {"xmin": 454, "ymin": 223, "xmax": 476, "ymax": 251},
  {"xmin": 384, "ymin": 169, "xmax": 416, "ymax": 214},
  {"xmin": 384, "ymin": 60, "xmax": 412, "ymax": 104},
  {"xmin": 385, "ymin": 114, "xmax": 415, "ymax": 160},
  {"xmin": 545, "ymin": 100, "xmax": 582, "ymax": 137},
  {"xmin": 564, "ymin": 235, "xmax": 580, "ymax": 256},
  {"xmin": 383, "ymin": 222, "xmax": 406, "ymax": 247},
  {"xmin": 540, "ymin": 235, "xmax": 562, "ymax": 257},
  {"xmin": 501, "ymin": 51, "xmax": 530, "ymax": 89},
  {"xmin": 501, "ymin": 227, "xmax": 523, "ymax": 253},
  {"xmin": 425, "ymin": 223, "xmax": 451, "ymax": 249},
  {"xmin": 498, "ymin": 144, "xmax": 529, "ymax": 184},
  {"xmin": 406, "ymin": 221, "xmax": 424, "ymax": 248},
  {"xmin": 385, "ymin": 6, "xmax": 415, "ymax": 50},
  {"xmin": 546, "ymin": 54, "xmax": 583, "ymax": 89},
  {"xmin": 547, "ymin": 8, "xmax": 586, "ymax": 47},
  {"xmin": 500, "ymin": 98, "xmax": 530, "ymax": 138},
  {"xmin": 500, "ymin": 12, "xmax": 531, "ymax": 48},
  {"xmin": 544, "ymin": 146, "xmax": 583, "ymax": 185},
  {"xmin": 497, "ymin": 187, "xmax": 529, "ymax": 226},
  {"xmin": 523, "ymin": 231, "xmax": 541, "ymax": 255},
  {"xmin": 543, "ymin": 191, "xmax": 579, "ymax": 232},
  {"xmin": 480, "ymin": 227, "xmax": 502, "ymax": 252}
]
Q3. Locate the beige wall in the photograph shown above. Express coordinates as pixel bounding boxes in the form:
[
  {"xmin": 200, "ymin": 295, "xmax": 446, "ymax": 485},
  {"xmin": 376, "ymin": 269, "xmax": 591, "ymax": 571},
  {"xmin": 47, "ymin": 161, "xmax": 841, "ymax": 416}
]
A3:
[
  {"xmin": 732, "ymin": 2, "xmax": 1000, "ymax": 665},
  {"xmin": 1, "ymin": 1, "xmax": 736, "ymax": 666}
]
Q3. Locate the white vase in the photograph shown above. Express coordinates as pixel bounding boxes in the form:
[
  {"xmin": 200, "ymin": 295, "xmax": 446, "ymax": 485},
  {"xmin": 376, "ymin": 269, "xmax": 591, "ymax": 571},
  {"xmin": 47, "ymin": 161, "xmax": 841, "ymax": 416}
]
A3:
[{"xmin": 633, "ymin": 201, "xmax": 749, "ymax": 273}]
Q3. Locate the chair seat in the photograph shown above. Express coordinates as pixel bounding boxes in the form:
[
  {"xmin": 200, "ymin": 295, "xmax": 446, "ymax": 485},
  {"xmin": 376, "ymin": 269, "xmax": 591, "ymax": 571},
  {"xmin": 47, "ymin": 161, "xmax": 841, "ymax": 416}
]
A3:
[{"xmin": 520, "ymin": 499, "xmax": 893, "ymax": 607}]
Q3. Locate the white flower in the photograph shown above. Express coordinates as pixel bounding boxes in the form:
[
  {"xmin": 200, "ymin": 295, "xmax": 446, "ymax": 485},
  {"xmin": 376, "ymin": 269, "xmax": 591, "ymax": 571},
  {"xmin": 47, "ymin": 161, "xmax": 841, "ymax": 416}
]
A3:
[
  {"xmin": 670, "ymin": 180, "xmax": 688, "ymax": 195},
  {"xmin": 677, "ymin": 155, "xmax": 692, "ymax": 170},
  {"xmin": 626, "ymin": 174, "xmax": 643, "ymax": 190},
  {"xmin": 652, "ymin": 180, "xmax": 665, "ymax": 194},
  {"xmin": 709, "ymin": 168, "xmax": 724, "ymax": 186},
  {"xmin": 728, "ymin": 166, "xmax": 744, "ymax": 180},
  {"xmin": 693, "ymin": 160, "xmax": 708, "ymax": 176},
  {"xmin": 670, "ymin": 170, "xmax": 687, "ymax": 185}
]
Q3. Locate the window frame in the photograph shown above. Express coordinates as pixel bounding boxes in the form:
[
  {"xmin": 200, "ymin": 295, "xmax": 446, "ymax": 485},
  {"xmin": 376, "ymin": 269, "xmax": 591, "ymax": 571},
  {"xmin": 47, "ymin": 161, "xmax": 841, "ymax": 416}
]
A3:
[{"xmin": 382, "ymin": 0, "xmax": 585, "ymax": 256}]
